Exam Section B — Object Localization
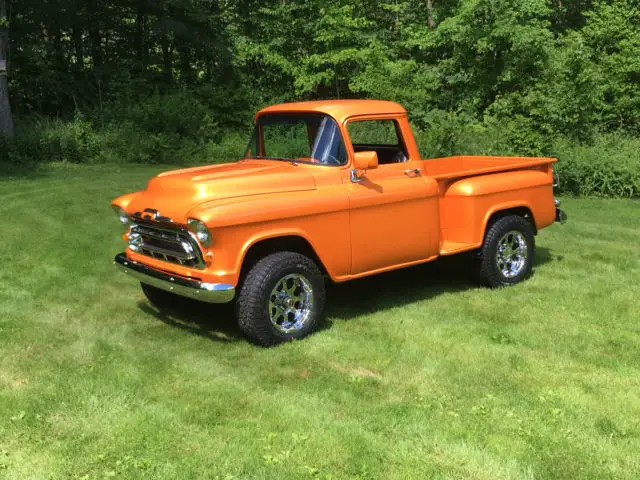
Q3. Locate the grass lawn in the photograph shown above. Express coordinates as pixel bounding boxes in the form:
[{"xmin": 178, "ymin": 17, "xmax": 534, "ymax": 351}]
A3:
[{"xmin": 1, "ymin": 163, "xmax": 639, "ymax": 479}]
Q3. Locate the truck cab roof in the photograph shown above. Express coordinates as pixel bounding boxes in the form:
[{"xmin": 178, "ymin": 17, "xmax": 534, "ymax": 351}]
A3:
[{"xmin": 256, "ymin": 100, "xmax": 407, "ymax": 124}]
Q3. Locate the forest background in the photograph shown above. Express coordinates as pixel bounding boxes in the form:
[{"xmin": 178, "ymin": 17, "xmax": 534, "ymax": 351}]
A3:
[{"xmin": 0, "ymin": 0, "xmax": 638, "ymax": 198}]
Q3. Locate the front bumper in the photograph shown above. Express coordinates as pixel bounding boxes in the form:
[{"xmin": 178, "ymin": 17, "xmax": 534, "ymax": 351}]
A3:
[{"xmin": 114, "ymin": 253, "xmax": 235, "ymax": 304}]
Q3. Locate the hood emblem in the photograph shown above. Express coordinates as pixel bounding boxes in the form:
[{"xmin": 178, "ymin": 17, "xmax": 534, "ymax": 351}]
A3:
[{"xmin": 133, "ymin": 208, "xmax": 175, "ymax": 224}]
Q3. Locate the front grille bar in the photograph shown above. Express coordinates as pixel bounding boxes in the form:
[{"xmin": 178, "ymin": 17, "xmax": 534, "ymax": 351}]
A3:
[{"xmin": 128, "ymin": 219, "xmax": 205, "ymax": 269}]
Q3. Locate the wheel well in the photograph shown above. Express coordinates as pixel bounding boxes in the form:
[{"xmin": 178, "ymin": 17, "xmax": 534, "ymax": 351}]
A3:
[
  {"xmin": 486, "ymin": 207, "xmax": 537, "ymax": 235},
  {"xmin": 239, "ymin": 236, "xmax": 327, "ymax": 281}
]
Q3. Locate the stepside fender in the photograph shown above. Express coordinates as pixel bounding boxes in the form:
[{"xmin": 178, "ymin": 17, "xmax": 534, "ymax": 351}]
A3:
[{"xmin": 441, "ymin": 169, "xmax": 555, "ymax": 247}]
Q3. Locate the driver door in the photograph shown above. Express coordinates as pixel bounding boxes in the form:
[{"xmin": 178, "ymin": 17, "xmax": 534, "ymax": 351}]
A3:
[{"xmin": 346, "ymin": 118, "xmax": 440, "ymax": 275}]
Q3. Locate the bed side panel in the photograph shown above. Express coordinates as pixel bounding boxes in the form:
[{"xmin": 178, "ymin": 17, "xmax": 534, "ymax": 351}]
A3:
[{"xmin": 439, "ymin": 168, "xmax": 555, "ymax": 251}]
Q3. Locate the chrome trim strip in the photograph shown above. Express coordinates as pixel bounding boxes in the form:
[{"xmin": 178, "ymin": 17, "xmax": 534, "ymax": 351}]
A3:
[
  {"xmin": 138, "ymin": 243, "xmax": 196, "ymax": 261},
  {"xmin": 114, "ymin": 253, "xmax": 235, "ymax": 304}
]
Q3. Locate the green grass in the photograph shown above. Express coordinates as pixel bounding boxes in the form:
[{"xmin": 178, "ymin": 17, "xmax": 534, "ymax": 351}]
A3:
[{"xmin": 1, "ymin": 163, "xmax": 639, "ymax": 479}]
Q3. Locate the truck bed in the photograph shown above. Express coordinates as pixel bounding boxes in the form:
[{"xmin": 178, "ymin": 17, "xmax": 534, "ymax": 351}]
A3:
[
  {"xmin": 423, "ymin": 155, "xmax": 556, "ymax": 181},
  {"xmin": 428, "ymin": 156, "xmax": 558, "ymax": 257}
]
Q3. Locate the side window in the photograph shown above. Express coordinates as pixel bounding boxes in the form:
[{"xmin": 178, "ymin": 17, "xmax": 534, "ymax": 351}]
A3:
[
  {"xmin": 347, "ymin": 120, "xmax": 408, "ymax": 165},
  {"xmin": 348, "ymin": 120, "xmax": 400, "ymax": 146}
]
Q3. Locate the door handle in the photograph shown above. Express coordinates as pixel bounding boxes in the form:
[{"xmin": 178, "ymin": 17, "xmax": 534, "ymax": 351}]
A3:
[{"xmin": 404, "ymin": 168, "xmax": 422, "ymax": 177}]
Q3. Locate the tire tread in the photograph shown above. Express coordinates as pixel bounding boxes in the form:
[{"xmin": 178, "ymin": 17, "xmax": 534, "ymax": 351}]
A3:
[
  {"xmin": 237, "ymin": 251, "xmax": 325, "ymax": 346},
  {"xmin": 477, "ymin": 215, "xmax": 535, "ymax": 288}
]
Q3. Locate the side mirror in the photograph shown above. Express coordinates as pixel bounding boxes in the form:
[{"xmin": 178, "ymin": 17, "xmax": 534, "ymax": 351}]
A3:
[{"xmin": 353, "ymin": 151, "xmax": 379, "ymax": 171}]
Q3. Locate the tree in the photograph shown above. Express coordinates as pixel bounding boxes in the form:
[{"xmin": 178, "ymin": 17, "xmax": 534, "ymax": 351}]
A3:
[{"xmin": 0, "ymin": 0, "xmax": 14, "ymax": 137}]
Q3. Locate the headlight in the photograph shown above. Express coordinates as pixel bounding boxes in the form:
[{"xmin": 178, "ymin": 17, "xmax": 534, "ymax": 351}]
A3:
[
  {"xmin": 112, "ymin": 206, "xmax": 130, "ymax": 227},
  {"xmin": 187, "ymin": 218, "xmax": 212, "ymax": 247}
]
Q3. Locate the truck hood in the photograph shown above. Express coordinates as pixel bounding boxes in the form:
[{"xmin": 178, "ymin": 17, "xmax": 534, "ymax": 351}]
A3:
[{"xmin": 124, "ymin": 160, "xmax": 317, "ymax": 222}]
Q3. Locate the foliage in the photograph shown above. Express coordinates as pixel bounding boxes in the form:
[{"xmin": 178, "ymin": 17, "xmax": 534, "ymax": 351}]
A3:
[
  {"xmin": 3, "ymin": 92, "xmax": 245, "ymax": 166},
  {"xmin": 4, "ymin": 105, "xmax": 640, "ymax": 200},
  {"xmin": 2, "ymin": 0, "xmax": 640, "ymax": 196},
  {"xmin": 553, "ymin": 134, "xmax": 640, "ymax": 198},
  {"xmin": 97, "ymin": 91, "xmax": 219, "ymax": 164},
  {"xmin": 8, "ymin": 0, "xmax": 640, "ymax": 133}
]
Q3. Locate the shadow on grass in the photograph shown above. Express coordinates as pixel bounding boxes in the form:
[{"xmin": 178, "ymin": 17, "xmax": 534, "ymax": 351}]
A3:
[
  {"xmin": 326, "ymin": 247, "xmax": 559, "ymax": 321},
  {"xmin": 139, "ymin": 247, "xmax": 560, "ymax": 341},
  {"xmin": 325, "ymin": 256, "xmax": 474, "ymax": 322},
  {"xmin": 137, "ymin": 299, "xmax": 243, "ymax": 343},
  {"xmin": 536, "ymin": 246, "xmax": 563, "ymax": 264}
]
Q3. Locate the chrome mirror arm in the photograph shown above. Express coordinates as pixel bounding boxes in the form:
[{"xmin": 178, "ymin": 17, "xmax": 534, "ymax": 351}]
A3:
[{"xmin": 350, "ymin": 169, "xmax": 366, "ymax": 183}]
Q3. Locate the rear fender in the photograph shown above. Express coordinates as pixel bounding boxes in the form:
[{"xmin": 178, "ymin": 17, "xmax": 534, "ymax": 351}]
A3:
[
  {"xmin": 483, "ymin": 203, "xmax": 537, "ymax": 238},
  {"xmin": 440, "ymin": 169, "xmax": 555, "ymax": 247}
]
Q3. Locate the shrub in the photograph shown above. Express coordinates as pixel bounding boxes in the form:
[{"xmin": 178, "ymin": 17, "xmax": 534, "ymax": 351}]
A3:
[
  {"xmin": 203, "ymin": 132, "xmax": 249, "ymax": 164},
  {"xmin": 413, "ymin": 111, "xmax": 526, "ymax": 159},
  {"xmin": 2, "ymin": 114, "xmax": 100, "ymax": 165},
  {"xmin": 103, "ymin": 91, "xmax": 219, "ymax": 143},
  {"xmin": 3, "ymin": 91, "xmax": 230, "ymax": 166},
  {"xmin": 553, "ymin": 134, "xmax": 640, "ymax": 198},
  {"xmin": 3, "ymin": 97, "xmax": 639, "ymax": 199},
  {"xmin": 93, "ymin": 91, "xmax": 223, "ymax": 164},
  {"xmin": 39, "ymin": 114, "xmax": 101, "ymax": 163}
]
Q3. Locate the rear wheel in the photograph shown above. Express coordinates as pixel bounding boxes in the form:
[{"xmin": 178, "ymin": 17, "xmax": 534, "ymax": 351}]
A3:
[
  {"xmin": 477, "ymin": 215, "xmax": 535, "ymax": 287},
  {"xmin": 140, "ymin": 283, "xmax": 181, "ymax": 310},
  {"xmin": 236, "ymin": 252, "xmax": 326, "ymax": 346}
]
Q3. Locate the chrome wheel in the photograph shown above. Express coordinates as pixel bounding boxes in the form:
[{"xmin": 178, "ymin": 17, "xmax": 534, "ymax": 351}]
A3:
[
  {"xmin": 495, "ymin": 230, "xmax": 528, "ymax": 279},
  {"xmin": 268, "ymin": 274, "xmax": 315, "ymax": 334}
]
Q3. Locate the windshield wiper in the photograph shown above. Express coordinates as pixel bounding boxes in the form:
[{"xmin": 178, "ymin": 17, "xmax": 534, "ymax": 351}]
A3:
[{"xmin": 249, "ymin": 155, "xmax": 300, "ymax": 164}]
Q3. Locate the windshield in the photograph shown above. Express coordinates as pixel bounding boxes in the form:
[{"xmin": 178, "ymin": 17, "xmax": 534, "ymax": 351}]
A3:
[{"xmin": 244, "ymin": 113, "xmax": 347, "ymax": 166}]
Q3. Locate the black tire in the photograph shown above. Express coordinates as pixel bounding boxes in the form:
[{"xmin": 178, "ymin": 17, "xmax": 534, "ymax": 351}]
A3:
[
  {"xmin": 477, "ymin": 215, "xmax": 535, "ymax": 288},
  {"xmin": 236, "ymin": 252, "xmax": 326, "ymax": 346},
  {"xmin": 141, "ymin": 282, "xmax": 182, "ymax": 310}
]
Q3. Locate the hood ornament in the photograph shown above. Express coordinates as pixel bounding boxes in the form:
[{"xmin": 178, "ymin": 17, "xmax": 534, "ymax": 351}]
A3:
[{"xmin": 133, "ymin": 208, "xmax": 175, "ymax": 223}]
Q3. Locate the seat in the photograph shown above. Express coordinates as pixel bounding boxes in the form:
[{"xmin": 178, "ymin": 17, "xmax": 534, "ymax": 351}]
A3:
[{"xmin": 392, "ymin": 151, "xmax": 408, "ymax": 163}]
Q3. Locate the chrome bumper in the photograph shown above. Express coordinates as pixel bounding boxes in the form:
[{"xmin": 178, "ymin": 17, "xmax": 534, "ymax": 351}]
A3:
[
  {"xmin": 114, "ymin": 253, "xmax": 235, "ymax": 304},
  {"xmin": 554, "ymin": 199, "xmax": 567, "ymax": 224},
  {"xmin": 555, "ymin": 208, "xmax": 568, "ymax": 224}
]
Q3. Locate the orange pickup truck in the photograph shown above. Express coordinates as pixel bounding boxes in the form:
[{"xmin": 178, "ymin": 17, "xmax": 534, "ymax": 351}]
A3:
[{"xmin": 112, "ymin": 100, "xmax": 567, "ymax": 345}]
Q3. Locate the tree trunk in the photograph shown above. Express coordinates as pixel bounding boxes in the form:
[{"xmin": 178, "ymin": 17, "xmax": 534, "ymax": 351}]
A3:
[
  {"xmin": 135, "ymin": 0, "xmax": 147, "ymax": 69},
  {"xmin": 0, "ymin": 0, "xmax": 14, "ymax": 137},
  {"xmin": 72, "ymin": 26, "xmax": 84, "ymax": 71},
  {"xmin": 88, "ymin": 1, "xmax": 103, "ymax": 69},
  {"xmin": 161, "ymin": 3, "xmax": 177, "ymax": 85},
  {"xmin": 426, "ymin": 0, "xmax": 436, "ymax": 30},
  {"xmin": 73, "ymin": 0, "xmax": 84, "ymax": 72},
  {"xmin": 161, "ymin": 30, "xmax": 173, "ymax": 84},
  {"xmin": 89, "ymin": 27, "xmax": 103, "ymax": 68}
]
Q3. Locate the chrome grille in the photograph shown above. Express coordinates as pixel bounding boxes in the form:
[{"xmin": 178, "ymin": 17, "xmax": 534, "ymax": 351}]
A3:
[{"xmin": 128, "ymin": 221, "xmax": 205, "ymax": 269}]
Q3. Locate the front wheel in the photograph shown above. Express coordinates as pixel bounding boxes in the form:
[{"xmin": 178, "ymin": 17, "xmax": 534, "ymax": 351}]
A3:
[
  {"xmin": 477, "ymin": 215, "xmax": 535, "ymax": 288},
  {"xmin": 236, "ymin": 252, "xmax": 326, "ymax": 346}
]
